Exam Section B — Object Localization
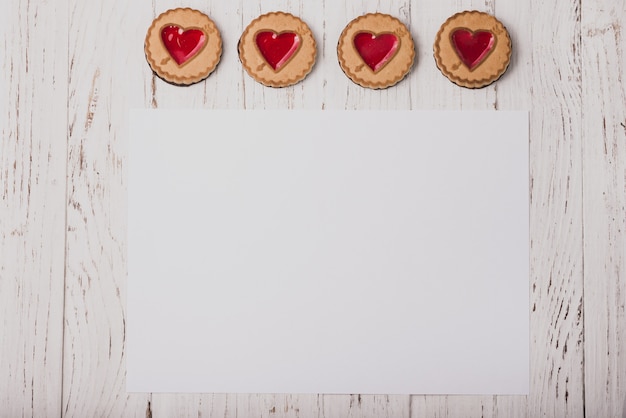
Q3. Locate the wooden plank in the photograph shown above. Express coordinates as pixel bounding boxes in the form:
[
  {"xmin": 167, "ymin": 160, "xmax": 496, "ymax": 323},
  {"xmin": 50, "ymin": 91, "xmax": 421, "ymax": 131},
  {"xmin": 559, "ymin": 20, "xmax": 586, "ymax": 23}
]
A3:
[
  {"xmin": 0, "ymin": 0, "xmax": 68, "ymax": 416},
  {"xmin": 496, "ymin": 0, "xmax": 586, "ymax": 416},
  {"xmin": 581, "ymin": 0, "xmax": 626, "ymax": 416},
  {"xmin": 328, "ymin": 0, "xmax": 414, "ymax": 110},
  {"xmin": 408, "ymin": 0, "xmax": 498, "ymax": 111},
  {"xmin": 408, "ymin": 0, "xmax": 530, "ymax": 415},
  {"xmin": 61, "ymin": 0, "xmax": 151, "ymax": 415},
  {"xmin": 323, "ymin": 395, "xmax": 410, "ymax": 418},
  {"xmin": 524, "ymin": 0, "xmax": 585, "ymax": 416},
  {"xmin": 488, "ymin": 0, "xmax": 533, "ymax": 415},
  {"xmin": 320, "ymin": 1, "xmax": 411, "ymax": 414},
  {"xmin": 412, "ymin": 396, "xmax": 527, "ymax": 418}
]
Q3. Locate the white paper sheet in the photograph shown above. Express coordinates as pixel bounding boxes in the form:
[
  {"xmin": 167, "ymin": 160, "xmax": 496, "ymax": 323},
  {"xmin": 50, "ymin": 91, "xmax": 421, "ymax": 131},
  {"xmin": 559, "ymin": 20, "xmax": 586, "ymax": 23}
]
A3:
[{"xmin": 127, "ymin": 110, "xmax": 529, "ymax": 395}]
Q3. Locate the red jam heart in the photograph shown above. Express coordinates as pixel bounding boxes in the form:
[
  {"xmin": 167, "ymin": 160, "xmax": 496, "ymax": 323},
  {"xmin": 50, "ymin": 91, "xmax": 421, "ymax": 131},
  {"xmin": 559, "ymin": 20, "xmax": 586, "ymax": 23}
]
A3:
[
  {"xmin": 255, "ymin": 31, "xmax": 301, "ymax": 71},
  {"xmin": 161, "ymin": 25, "xmax": 207, "ymax": 65},
  {"xmin": 450, "ymin": 29, "xmax": 495, "ymax": 70},
  {"xmin": 353, "ymin": 32, "xmax": 399, "ymax": 72}
]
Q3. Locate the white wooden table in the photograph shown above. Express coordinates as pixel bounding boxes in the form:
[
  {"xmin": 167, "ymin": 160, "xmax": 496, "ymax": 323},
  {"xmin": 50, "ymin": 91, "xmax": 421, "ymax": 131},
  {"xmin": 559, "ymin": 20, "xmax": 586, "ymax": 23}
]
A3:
[{"xmin": 1, "ymin": 0, "xmax": 624, "ymax": 416}]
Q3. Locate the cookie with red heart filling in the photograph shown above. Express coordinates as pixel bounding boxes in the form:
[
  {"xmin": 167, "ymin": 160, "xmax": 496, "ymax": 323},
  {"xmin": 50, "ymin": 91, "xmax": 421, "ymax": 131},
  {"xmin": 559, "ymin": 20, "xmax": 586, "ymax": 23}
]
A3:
[
  {"xmin": 239, "ymin": 12, "xmax": 316, "ymax": 88},
  {"xmin": 337, "ymin": 13, "xmax": 415, "ymax": 89},
  {"xmin": 145, "ymin": 8, "xmax": 222, "ymax": 85},
  {"xmin": 434, "ymin": 10, "xmax": 511, "ymax": 88}
]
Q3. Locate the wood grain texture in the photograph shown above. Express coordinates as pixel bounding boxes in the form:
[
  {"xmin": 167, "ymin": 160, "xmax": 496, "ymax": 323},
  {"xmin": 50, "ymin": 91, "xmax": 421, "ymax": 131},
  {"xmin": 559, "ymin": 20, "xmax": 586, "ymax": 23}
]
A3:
[
  {"xmin": 411, "ymin": 396, "xmax": 528, "ymax": 418},
  {"xmin": 525, "ymin": 0, "xmax": 586, "ymax": 416},
  {"xmin": 582, "ymin": 0, "xmax": 626, "ymax": 416},
  {"xmin": 0, "ymin": 0, "xmax": 67, "ymax": 416},
  {"xmin": 493, "ymin": 3, "xmax": 534, "ymax": 418},
  {"xmin": 2, "ymin": 0, "xmax": 625, "ymax": 415},
  {"xmin": 62, "ymin": 0, "xmax": 150, "ymax": 415}
]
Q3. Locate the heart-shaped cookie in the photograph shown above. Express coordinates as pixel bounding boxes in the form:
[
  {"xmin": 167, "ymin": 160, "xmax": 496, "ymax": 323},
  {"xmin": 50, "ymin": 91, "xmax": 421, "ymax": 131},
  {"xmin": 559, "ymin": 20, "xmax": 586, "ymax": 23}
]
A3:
[
  {"xmin": 239, "ymin": 12, "xmax": 316, "ymax": 87},
  {"xmin": 144, "ymin": 8, "xmax": 222, "ymax": 85},
  {"xmin": 337, "ymin": 13, "xmax": 415, "ymax": 89},
  {"xmin": 255, "ymin": 31, "xmax": 301, "ymax": 71},
  {"xmin": 353, "ymin": 32, "xmax": 399, "ymax": 72},
  {"xmin": 433, "ymin": 11, "xmax": 511, "ymax": 88}
]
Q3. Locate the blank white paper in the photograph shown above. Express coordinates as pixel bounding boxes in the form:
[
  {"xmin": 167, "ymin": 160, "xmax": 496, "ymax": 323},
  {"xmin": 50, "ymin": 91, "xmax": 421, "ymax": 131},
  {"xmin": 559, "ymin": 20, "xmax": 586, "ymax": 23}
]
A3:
[{"xmin": 127, "ymin": 110, "xmax": 529, "ymax": 395}]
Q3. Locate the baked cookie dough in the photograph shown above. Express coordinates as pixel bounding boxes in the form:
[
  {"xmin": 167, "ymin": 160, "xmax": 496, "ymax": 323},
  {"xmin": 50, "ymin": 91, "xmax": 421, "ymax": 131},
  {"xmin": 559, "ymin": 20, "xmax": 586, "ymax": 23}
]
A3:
[
  {"xmin": 145, "ymin": 8, "xmax": 222, "ymax": 85},
  {"xmin": 239, "ymin": 12, "xmax": 317, "ymax": 87},
  {"xmin": 434, "ymin": 10, "xmax": 511, "ymax": 88},
  {"xmin": 338, "ymin": 13, "xmax": 415, "ymax": 89}
]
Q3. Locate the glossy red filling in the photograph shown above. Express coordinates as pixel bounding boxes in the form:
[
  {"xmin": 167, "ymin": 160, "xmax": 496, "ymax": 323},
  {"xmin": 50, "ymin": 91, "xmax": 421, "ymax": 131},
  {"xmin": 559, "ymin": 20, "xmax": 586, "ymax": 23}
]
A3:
[
  {"xmin": 450, "ymin": 29, "xmax": 495, "ymax": 70},
  {"xmin": 161, "ymin": 25, "xmax": 207, "ymax": 65},
  {"xmin": 353, "ymin": 32, "xmax": 399, "ymax": 72},
  {"xmin": 255, "ymin": 31, "xmax": 301, "ymax": 71}
]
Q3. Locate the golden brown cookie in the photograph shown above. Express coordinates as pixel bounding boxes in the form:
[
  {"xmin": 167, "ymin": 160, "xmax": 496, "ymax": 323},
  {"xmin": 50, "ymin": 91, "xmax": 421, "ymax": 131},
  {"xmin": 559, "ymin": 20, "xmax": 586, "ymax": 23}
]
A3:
[
  {"xmin": 239, "ymin": 12, "xmax": 317, "ymax": 88},
  {"xmin": 433, "ymin": 11, "xmax": 511, "ymax": 88},
  {"xmin": 337, "ymin": 13, "xmax": 415, "ymax": 89},
  {"xmin": 145, "ymin": 8, "xmax": 222, "ymax": 85}
]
